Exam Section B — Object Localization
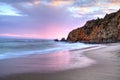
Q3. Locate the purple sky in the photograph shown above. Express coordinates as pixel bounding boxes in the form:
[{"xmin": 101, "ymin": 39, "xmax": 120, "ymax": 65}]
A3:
[{"xmin": 0, "ymin": 0, "xmax": 120, "ymax": 39}]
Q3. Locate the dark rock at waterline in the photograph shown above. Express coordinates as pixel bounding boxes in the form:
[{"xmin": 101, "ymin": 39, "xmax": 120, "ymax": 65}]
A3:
[
  {"xmin": 60, "ymin": 38, "xmax": 66, "ymax": 42},
  {"xmin": 54, "ymin": 39, "xmax": 59, "ymax": 41},
  {"xmin": 54, "ymin": 38, "xmax": 67, "ymax": 42}
]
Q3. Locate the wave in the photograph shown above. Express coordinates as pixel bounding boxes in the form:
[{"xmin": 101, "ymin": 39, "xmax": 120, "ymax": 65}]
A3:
[{"xmin": 0, "ymin": 39, "xmax": 101, "ymax": 59}]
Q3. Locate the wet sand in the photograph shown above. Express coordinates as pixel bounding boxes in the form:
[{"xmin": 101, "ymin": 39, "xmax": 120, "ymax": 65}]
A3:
[{"xmin": 0, "ymin": 43, "xmax": 120, "ymax": 80}]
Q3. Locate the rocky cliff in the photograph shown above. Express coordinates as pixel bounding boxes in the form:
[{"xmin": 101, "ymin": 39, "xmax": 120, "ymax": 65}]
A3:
[{"xmin": 67, "ymin": 9, "xmax": 120, "ymax": 43}]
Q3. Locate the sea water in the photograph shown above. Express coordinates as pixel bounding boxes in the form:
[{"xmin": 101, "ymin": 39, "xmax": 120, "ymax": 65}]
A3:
[{"xmin": 0, "ymin": 38, "xmax": 100, "ymax": 60}]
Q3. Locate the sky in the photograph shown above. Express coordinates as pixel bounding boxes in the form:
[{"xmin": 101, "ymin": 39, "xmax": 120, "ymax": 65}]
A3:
[{"xmin": 0, "ymin": 0, "xmax": 120, "ymax": 39}]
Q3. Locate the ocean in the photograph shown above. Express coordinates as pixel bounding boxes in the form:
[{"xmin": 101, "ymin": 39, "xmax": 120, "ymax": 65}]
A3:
[
  {"xmin": 1, "ymin": 38, "xmax": 120, "ymax": 80},
  {"xmin": 0, "ymin": 38, "xmax": 100, "ymax": 60}
]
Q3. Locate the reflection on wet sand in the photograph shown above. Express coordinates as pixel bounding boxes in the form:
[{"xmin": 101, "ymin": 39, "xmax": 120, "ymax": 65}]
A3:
[
  {"xmin": 0, "ymin": 51, "xmax": 70, "ymax": 76},
  {"xmin": 0, "ymin": 50, "xmax": 95, "ymax": 77}
]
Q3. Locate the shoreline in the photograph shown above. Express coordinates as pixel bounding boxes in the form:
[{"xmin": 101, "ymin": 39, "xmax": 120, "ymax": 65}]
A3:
[{"xmin": 0, "ymin": 43, "xmax": 120, "ymax": 80}]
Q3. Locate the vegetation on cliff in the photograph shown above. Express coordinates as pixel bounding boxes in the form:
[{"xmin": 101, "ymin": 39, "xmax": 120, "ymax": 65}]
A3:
[{"xmin": 67, "ymin": 9, "xmax": 120, "ymax": 43}]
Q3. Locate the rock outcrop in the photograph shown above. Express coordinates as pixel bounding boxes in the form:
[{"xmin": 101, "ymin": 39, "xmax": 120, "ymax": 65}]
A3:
[{"xmin": 67, "ymin": 9, "xmax": 120, "ymax": 43}]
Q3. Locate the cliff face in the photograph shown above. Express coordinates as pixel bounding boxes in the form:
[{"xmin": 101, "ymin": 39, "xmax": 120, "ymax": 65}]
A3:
[{"xmin": 67, "ymin": 9, "xmax": 120, "ymax": 43}]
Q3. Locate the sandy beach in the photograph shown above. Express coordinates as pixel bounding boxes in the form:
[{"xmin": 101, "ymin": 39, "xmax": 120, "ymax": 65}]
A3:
[{"xmin": 0, "ymin": 43, "xmax": 120, "ymax": 80}]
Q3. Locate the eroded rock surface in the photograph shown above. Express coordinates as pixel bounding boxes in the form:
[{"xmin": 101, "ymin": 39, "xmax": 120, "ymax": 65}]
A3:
[{"xmin": 67, "ymin": 9, "xmax": 120, "ymax": 43}]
